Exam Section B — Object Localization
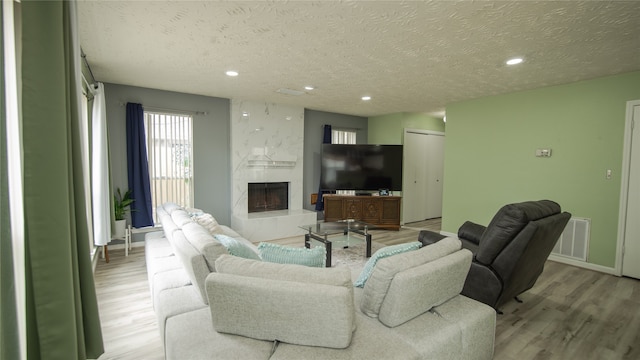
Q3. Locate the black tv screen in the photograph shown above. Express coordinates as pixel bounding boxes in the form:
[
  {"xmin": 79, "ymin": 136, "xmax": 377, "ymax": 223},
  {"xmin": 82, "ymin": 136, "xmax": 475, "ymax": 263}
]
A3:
[{"xmin": 320, "ymin": 144, "xmax": 403, "ymax": 191}]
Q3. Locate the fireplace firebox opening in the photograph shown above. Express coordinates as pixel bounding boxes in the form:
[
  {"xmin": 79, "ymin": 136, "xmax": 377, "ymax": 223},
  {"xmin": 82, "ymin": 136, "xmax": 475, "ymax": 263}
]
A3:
[{"xmin": 248, "ymin": 182, "xmax": 289, "ymax": 213}]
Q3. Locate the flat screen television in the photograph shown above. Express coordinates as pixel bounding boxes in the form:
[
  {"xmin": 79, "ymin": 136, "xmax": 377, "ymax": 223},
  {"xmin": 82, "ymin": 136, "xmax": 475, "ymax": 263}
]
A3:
[{"xmin": 320, "ymin": 144, "xmax": 403, "ymax": 192}]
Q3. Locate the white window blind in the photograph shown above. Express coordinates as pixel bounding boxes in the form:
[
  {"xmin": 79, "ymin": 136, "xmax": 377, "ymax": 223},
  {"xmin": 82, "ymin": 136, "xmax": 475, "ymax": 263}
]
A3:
[
  {"xmin": 144, "ymin": 111, "xmax": 194, "ymax": 221},
  {"xmin": 332, "ymin": 129, "xmax": 357, "ymax": 195},
  {"xmin": 331, "ymin": 129, "xmax": 356, "ymax": 144}
]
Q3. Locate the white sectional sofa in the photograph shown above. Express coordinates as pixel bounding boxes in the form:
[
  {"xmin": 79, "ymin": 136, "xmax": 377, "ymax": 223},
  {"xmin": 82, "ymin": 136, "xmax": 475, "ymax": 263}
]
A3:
[{"xmin": 145, "ymin": 203, "xmax": 496, "ymax": 359}]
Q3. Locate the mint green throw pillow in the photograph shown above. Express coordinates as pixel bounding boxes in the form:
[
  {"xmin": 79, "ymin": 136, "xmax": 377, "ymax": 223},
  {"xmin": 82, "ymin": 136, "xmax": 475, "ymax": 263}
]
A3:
[
  {"xmin": 257, "ymin": 242, "xmax": 326, "ymax": 268},
  {"xmin": 354, "ymin": 241, "xmax": 423, "ymax": 287},
  {"xmin": 214, "ymin": 234, "xmax": 261, "ymax": 261}
]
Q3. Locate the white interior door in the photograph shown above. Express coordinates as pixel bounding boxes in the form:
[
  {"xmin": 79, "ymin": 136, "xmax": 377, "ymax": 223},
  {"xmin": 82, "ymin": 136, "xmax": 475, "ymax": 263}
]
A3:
[
  {"xmin": 622, "ymin": 103, "xmax": 640, "ymax": 279},
  {"xmin": 402, "ymin": 130, "xmax": 444, "ymax": 223},
  {"xmin": 425, "ymin": 134, "xmax": 445, "ymax": 219},
  {"xmin": 403, "ymin": 132, "xmax": 428, "ymax": 223}
]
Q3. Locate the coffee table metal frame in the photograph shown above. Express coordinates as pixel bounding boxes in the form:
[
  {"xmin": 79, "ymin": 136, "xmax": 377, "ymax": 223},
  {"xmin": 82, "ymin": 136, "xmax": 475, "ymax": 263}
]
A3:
[{"xmin": 301, "ymin": 220, "xmax": 372, "ymax": 267}]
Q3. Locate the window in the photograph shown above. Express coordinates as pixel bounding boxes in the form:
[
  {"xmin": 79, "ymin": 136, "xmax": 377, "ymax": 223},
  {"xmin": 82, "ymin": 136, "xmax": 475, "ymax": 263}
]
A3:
[
  {"xmin": 331, "ymin": 128, "xmax": 356, "ymax": 144},
  {"xmin": 332, "ymin": 128, "xmax": 357, "ymax": 195},
  {"xmin": 144, "ymin": 111, "xmax": 194, "ymax": 221}
]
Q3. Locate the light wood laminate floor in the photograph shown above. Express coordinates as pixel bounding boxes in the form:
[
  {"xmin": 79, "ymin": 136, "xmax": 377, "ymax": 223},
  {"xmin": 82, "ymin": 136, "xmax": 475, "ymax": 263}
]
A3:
[{"xmin": 95, "ymin": 218, "xmax": 640, "ymax": 360}]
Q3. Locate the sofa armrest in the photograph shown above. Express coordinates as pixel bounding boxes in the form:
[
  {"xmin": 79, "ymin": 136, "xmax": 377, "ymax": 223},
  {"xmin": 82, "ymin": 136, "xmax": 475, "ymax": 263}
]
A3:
[
  {"xmin": 458, "ymin": 221, "xmax": 486, "ymax": 245},
  {"xmin": 418, "ymin": 230, "xmax": 447, "ymax": 246}
]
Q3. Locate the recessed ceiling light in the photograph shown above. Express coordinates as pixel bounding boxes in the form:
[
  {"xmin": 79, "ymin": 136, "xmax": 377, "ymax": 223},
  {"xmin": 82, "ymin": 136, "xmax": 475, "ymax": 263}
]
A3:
[
  {"xmin": 304, "ymin": 85, "xmax": 315, "ymax": 91},
  {"xmin": 361, "ymin": 96, "xmax": 372, "ymax": 101},
  {"xmin": 506, "ymin": 58, "xmax": 524, "ymax": 66},
  {"xmin": 226, "ymin": 70, "xmax": 239, "ymax": 76}
]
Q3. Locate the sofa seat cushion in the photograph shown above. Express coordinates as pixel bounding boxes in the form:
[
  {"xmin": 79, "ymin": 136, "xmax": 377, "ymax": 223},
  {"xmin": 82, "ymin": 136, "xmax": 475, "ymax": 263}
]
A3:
[
  {"xmin": 155, "ymin": 285, "xmax": 207, "ymax": 343},
  {"xmin": 431, "ymin": 295, "xmax": 496, "ymax": 360},
  {"xmin": 151, "ymin": 268, "xmax": 192, "ymax": 310},
  {"xmin": 165, "ymin": 307, "xmax": 274, "ymax": 360},
  {"xmin": 360, "ymin": 237, "xmax": 462, "ymax": 318},
  {"xmin": 270, "ymin": 313, "xmax": 421, "ymax": 360},
  {"xmin": 207, "ymin": 255, "xmax": 354, "ymax": 349},
  {"xmin": 146, "ymin": 254, "xmax": 181, "ymax": 292},
  {"xmin": 144, "ymin": 236, "xmax": 174, "ymax": 260}
]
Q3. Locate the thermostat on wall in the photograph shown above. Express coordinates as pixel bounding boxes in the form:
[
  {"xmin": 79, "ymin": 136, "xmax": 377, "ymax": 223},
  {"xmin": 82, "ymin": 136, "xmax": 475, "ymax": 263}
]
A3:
[{"xmin": 535, "ymin": 148, "xmax": 552, "ymax": 157}]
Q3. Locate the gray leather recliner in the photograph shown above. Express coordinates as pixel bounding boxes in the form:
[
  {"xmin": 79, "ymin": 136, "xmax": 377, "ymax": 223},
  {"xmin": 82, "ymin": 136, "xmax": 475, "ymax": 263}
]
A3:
[{"xmin": 419, "ymin": 200, "xmax": 571, "ymax": 311}]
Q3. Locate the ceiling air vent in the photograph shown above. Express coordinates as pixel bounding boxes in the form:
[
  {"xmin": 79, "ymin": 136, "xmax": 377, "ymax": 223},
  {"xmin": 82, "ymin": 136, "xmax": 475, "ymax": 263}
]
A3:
[{"xmin": 276, "ymin": 88, "xmax": 305, "ymax": 96}]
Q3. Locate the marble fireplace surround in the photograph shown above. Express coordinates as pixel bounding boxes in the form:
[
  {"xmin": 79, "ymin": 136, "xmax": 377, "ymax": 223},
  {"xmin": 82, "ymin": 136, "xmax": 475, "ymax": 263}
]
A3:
[{"xmin": 230, "ymin": 100, "xmax": 316, "ymax": 242}]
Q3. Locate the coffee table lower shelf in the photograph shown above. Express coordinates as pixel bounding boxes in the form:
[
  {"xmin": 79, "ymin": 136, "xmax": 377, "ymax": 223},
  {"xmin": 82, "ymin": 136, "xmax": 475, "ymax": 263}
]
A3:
[{"xmin": 304, "ymin": 230, "xmax": 372, "ymax": 268}]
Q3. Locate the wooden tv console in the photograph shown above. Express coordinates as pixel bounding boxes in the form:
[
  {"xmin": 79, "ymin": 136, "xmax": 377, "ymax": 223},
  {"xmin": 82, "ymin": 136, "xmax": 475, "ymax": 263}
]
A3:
[{"xmin": 323, "ymin": 195, "xmax": 401, "ymax": 231}]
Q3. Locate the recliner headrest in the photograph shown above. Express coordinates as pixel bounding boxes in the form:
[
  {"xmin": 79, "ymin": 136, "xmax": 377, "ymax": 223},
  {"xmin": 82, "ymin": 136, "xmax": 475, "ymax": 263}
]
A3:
[{"xmin": 476, "ymin": 200, "xmax": 561, "ymax": 265}]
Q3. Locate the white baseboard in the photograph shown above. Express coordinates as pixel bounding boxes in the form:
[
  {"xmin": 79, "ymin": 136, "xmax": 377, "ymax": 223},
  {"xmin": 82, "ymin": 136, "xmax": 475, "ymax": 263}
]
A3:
[
  {"xmin": 547, "ymin": 254, "xmax": 618, "ymax": 276},
  {"xmin": 436, "ymin": 231, "xmax": 618, "ymax": 276}
]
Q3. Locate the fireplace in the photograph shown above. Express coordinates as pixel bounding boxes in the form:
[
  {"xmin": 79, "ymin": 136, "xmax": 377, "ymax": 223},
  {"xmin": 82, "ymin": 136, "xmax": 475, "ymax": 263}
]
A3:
[{"xmin": 248, "ymin": 182, "xmax": 289, "ymax": 213}]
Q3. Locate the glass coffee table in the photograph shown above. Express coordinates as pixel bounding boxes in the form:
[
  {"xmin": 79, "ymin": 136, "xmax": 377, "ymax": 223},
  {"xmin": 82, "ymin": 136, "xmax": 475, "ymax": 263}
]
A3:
[{"xmin": 299, "ymin": 219, "xmax": 373, "ymax": 267}]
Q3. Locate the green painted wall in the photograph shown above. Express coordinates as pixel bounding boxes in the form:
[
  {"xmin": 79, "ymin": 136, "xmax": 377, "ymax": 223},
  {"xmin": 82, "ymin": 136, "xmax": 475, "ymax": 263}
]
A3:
[
  {"xmin": 443, "ymin": 71, "xmax": 640, "ymax": 268},
  {"xmin": 368, "ymin": 112, "xmax": 445, "ymax": 144}
]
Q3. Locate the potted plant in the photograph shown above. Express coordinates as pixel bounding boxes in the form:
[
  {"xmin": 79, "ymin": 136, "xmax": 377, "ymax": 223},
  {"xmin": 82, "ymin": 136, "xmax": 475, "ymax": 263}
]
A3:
[{"xmin": 113, "ymin": 188, "xmax": 134, "ymax": 238}]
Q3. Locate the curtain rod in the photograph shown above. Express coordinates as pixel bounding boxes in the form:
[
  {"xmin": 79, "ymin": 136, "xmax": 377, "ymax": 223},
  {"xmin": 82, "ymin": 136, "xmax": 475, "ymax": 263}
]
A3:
[
  {"xmin": 80, "ymin": 48, "xmax": 97, "ymax": 86},
  {"xmin": 118, "ymin": 102, "xmax": 208, "ymax": 116}
]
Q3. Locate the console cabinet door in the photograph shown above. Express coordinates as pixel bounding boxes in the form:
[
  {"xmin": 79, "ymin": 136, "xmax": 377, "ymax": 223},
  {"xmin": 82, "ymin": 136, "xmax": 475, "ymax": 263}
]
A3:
[
  {"xmin": 343, "ymin": 198, "xmax": 363, "ymax": 220},
  {"xmin": 324, "ymin": 196, "xmax": 343, "ymax": 222},
  {"xmin": 361, "ymin": 198, "xmax": 381, "ymax": 223},
  {"xmin": 380, "ymin": 197, "xmax": 401, "ymax": 226}
]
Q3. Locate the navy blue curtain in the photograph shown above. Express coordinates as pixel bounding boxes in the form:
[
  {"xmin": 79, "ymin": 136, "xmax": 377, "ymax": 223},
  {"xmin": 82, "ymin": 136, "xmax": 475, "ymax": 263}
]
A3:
[
  {"xmin": 126, "ymin": 103, "xmax": 154, "ymax": 227},
  {"xmin": 315, "ymin": 124, "xmax": 332, "ymax": 211}
]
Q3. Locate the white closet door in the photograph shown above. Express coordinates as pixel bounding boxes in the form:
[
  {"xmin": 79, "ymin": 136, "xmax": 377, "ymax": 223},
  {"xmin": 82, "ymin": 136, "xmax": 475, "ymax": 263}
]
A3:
[
  {"xmin": 424, "ymin": 134, "xmax": 445, "ymax": 219},
  {"xmin": 402, "ymin": 130, "xmax": 444, "ymax": 223},
  {"xmin": 403, "ymin": 132, "xmax": 428, "ymax": 223}
]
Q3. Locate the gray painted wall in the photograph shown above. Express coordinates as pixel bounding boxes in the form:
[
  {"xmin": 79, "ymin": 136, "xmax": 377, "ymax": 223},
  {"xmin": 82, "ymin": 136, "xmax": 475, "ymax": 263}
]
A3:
[
  {"xmin": 103, "ymin": 84, "xmax": 367, "ymax": 221},
  {"xmin": 104, "ymin": 83, "xmax": 232, "ymax": 225},
  {"xmin": 303, "ymin": 109, "xmax": 368, "ymax": 211}
]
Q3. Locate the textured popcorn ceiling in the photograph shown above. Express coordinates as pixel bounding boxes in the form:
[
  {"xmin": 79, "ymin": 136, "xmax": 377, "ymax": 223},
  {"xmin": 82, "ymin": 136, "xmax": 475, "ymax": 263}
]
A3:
[{"xmin": 78, "ymin": 1, "xmax": 640, "ymax": 117}]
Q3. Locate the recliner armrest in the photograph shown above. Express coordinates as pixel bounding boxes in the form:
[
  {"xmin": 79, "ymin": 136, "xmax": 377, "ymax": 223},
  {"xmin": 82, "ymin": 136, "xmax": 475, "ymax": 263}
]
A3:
[
  {"xmin": 418, "ymin": 230, "xmax": 447, "ymax": 246},
  {"xmin": 458, "ymin": 221, "xmax": 486, "ymax": 245}
]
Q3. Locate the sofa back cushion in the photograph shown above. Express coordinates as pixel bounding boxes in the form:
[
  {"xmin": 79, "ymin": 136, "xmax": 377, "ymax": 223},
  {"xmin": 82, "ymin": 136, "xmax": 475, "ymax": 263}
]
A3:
[
  {"xmin": 181, "ymin": 222, "xmax": 229, "ymax": 271},
  {"xmin": 171, "ymin": 232, "xmax": 211, "ymax": 304},
  {"xmin": 161, "ymin": 202, "xmax": 183, "ymax": 214},
  {"xmin": 378, "ymin": 249, "xmax": 472, "ymax": 327},
  {"xmin": 208, "ymin": 255, "xmax": 355, "ymax": 348},
  {"xmin": 170, "ymin": 208, "xmax": 194, "ymax": 228},
  {"xmin": 476, "ymin": 200, "xmax": 560, "ymax": 265},
  {"xmin": 360, "ymin": 237, "xmax": 461, "ymax": 318}
]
